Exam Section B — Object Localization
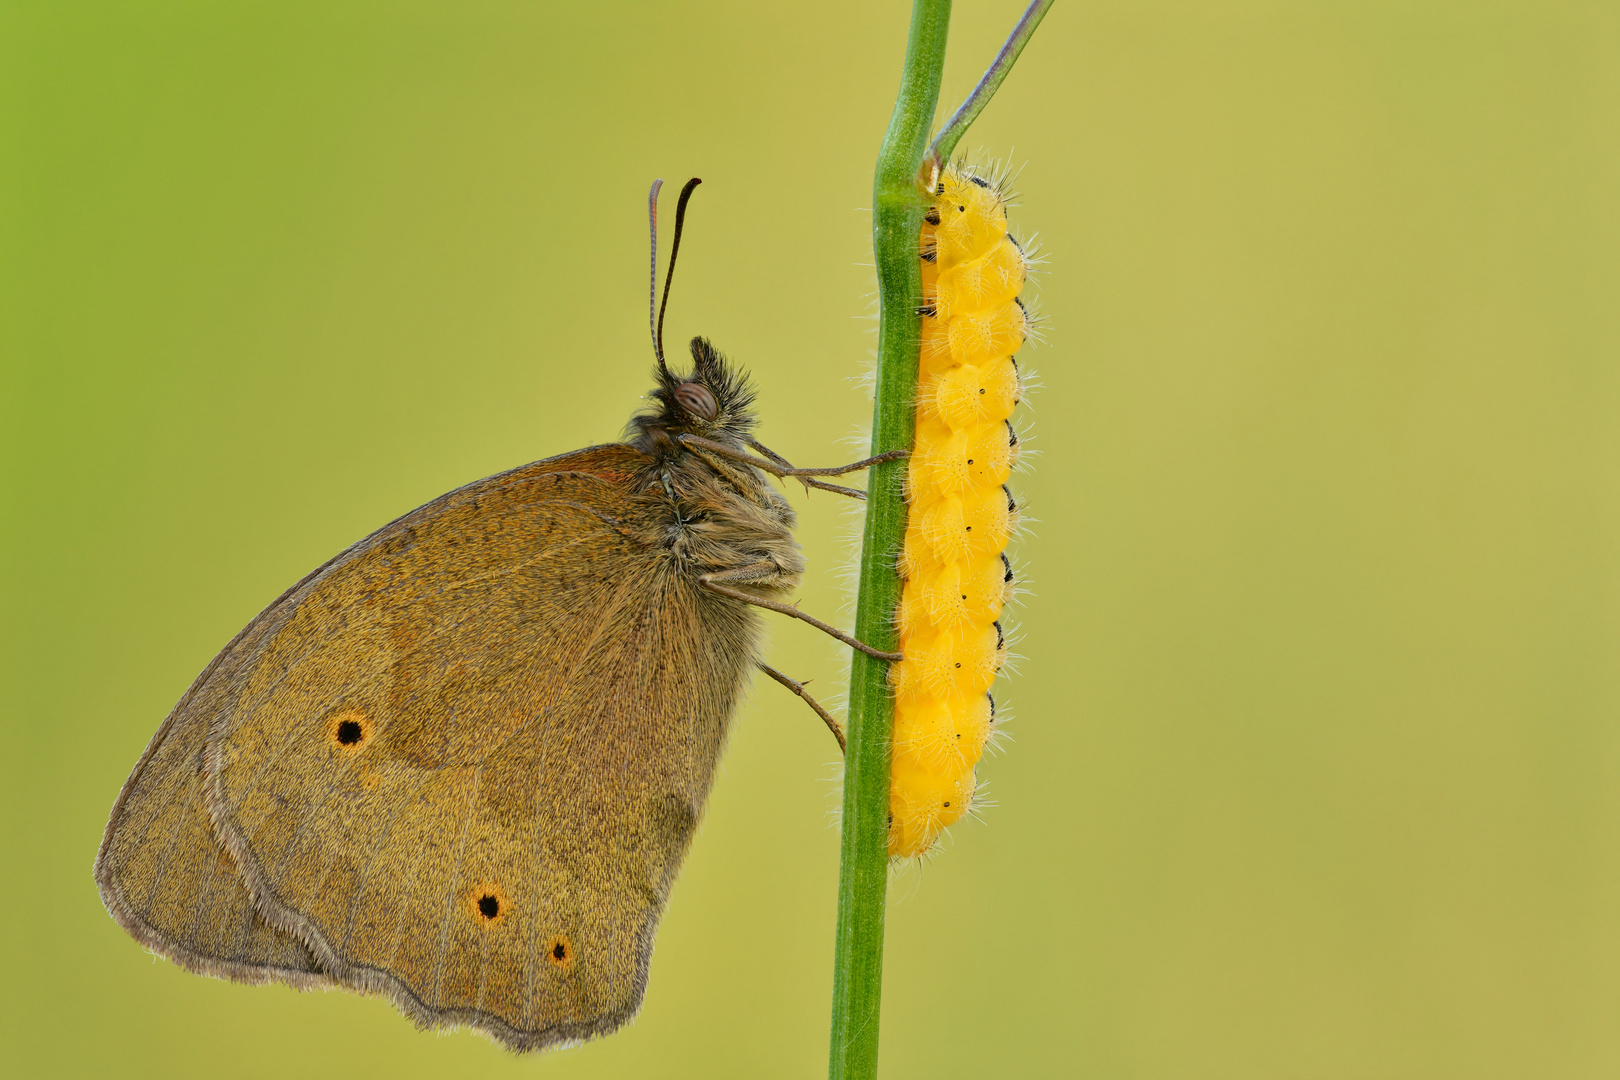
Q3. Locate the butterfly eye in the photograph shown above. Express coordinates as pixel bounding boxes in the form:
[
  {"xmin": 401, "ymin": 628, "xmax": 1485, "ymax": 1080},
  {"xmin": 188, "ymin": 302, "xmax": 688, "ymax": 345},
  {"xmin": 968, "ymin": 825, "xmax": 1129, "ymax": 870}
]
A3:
[{"xmin": 673, "ymin": 381, "xmax": 719, "ymax": 420}]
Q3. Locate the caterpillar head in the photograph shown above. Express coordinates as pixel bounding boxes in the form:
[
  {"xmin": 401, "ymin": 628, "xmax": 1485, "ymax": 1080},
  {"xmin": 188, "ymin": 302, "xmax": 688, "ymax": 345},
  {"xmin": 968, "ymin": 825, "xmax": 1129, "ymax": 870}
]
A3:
[{"xmin": 929, "ymin": 170, "xmax": 1008, "ymax": 268}]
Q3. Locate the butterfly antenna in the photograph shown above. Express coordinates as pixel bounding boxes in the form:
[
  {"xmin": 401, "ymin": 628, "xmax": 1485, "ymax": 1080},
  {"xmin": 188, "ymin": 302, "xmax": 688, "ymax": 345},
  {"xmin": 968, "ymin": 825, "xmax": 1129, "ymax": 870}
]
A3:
[
  {"xmin": 655, "ymin": 177, "xmax": 703, "ymax": 370},
  {"xmin": 647, "ymin": 178, "xmax": 666, "ymax": 373}
]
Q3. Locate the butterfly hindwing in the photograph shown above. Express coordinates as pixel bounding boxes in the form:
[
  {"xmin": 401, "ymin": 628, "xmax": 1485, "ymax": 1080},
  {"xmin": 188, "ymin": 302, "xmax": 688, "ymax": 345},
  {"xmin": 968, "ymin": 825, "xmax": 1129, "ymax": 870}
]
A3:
[
  {"xmin": 187, "ymin": 445, "xmax": 758, "ymax": 1049},
  {"xmin": 95, "ymin": 556, "xmax": 334, "ymax": 985}
]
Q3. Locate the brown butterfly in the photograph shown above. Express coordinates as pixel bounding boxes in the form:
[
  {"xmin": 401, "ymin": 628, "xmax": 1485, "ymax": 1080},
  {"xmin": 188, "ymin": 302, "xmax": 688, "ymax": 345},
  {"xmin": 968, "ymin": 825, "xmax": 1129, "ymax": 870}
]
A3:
[{"xmin": 94, "ymin": 178, "xmax": 900, "ymax": 1051}]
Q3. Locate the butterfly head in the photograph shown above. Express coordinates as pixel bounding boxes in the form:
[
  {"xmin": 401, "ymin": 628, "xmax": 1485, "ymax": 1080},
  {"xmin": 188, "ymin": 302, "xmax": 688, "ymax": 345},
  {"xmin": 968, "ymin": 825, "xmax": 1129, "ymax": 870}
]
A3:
[{"xmin": 632, "ymin": 336, "xmax": 757, "ymax": 453}]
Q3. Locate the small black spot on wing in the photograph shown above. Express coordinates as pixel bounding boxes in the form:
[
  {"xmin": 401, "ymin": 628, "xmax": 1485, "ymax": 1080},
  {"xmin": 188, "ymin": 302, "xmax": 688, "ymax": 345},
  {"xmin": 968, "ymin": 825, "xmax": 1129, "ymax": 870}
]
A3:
[
  {"xmin": 544, "ymin": 933, "xmax": 575, "ymax": 971},
  {"xmin": 467, "ymin": 881, "xmax": 509, "ymax": 926},
  {"xmin": 326, "ymin": 708, "xmax": 375, "ymax": 753}
]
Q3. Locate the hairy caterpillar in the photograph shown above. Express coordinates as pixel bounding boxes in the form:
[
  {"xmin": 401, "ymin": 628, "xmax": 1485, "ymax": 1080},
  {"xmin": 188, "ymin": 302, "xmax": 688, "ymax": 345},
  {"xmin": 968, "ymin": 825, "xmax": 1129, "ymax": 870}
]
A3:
[{"xmin": 889, "ymin": 163, "xmax": 1029, "ymax": 859}]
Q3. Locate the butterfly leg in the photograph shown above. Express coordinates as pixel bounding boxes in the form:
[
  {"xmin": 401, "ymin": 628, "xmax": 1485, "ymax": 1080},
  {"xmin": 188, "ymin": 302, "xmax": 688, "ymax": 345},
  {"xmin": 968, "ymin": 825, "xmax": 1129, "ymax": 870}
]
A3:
[
  {"xmin": 677, "ymin": 433, "xmax": 907, "ymax": 500},
  {"xmin": 747, "ymin": 438, "xmax": 910, "ymax": 479},
  {"xmin": 756, "ymin": 662, "xmax": 846, "ymax": 753},
  {"xmin": 699, "ymin": 562, "xmax": 903, "ymax": 662}
]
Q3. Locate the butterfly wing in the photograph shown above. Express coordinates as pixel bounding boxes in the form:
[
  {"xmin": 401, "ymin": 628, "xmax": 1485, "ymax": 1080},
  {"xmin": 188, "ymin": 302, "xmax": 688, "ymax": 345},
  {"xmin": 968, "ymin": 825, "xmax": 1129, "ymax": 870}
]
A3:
[
  {"xmin": 181, "ymin": 444, "xmax": 755, "ymax": 1049},
  {"xmin": 94, "ymin": 447, "xmax": 662, "ymax": 988},
  {"xmin": 94, "ymin": 584, "xmax": 328, "ymax": 985}
]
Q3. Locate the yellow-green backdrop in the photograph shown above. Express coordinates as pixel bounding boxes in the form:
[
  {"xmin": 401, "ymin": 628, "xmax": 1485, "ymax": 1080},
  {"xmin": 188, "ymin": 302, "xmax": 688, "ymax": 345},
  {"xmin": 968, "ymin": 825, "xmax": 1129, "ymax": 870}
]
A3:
[{"xmin": 3, "ymin": 2, "xmax": 1617, "ymax": 1077}]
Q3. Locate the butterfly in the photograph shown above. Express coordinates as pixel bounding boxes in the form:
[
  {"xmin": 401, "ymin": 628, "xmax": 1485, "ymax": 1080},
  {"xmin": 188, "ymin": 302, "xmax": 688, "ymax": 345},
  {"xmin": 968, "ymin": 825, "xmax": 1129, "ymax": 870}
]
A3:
[{"xmin": 95, "ymin": 177, "xmax": 900, "ymax": 1050}]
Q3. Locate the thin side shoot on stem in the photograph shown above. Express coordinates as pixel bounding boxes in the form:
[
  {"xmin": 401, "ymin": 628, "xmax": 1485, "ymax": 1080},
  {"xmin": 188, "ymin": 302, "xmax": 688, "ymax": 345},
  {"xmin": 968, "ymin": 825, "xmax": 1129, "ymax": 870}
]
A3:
[{"xmin": 928, "ymin": 0, "xmax": 1055, "ymax": 171}]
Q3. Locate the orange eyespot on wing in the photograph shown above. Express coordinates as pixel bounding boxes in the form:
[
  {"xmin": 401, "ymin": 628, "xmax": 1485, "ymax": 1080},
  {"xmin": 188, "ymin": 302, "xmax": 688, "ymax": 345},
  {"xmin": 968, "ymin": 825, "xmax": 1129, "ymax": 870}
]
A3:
[
  {"xmin": 890, "ymin": 162, "xmax": 1032, "ymax": 858},
  {"xmin": 326, "ymin": 707, "xmax": 376, "ymax": 755},
  {"xmin": 467, "ymin": 880, "xmax": 511, "ymax": 927},
  {"xmin": 544, "ymin": 934, "xmax": 575, "ymax": 972}
]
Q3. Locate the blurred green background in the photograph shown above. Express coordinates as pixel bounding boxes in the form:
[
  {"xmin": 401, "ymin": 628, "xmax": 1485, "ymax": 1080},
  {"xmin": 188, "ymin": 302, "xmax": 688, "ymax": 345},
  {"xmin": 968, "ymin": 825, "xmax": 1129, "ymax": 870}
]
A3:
[{"xmin": 3, "ymin": 1, "xmax": 1618, "ymax": 1076}]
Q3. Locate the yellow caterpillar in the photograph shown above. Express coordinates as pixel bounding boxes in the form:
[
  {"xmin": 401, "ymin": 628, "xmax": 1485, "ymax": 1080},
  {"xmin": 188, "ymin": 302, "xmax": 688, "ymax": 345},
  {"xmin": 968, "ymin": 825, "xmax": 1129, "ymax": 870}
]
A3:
[{"xmin": 889, "ymin": 163, "xmax": 1028, "ymax": 858}]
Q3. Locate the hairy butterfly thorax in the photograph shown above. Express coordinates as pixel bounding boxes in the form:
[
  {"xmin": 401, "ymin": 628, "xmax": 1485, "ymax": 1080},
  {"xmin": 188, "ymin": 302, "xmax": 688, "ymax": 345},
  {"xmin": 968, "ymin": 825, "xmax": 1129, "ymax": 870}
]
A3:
[
  {"xmin": 625, "ymin": 178, "xmax": 904, "ymax": 676},
  {"xmin": 629, "ymin": 336, "xmax": 804, "ymax": 598},
  {"xmin": 889, "ymin": 161, "xmax": 1032, "ymax": 859}
]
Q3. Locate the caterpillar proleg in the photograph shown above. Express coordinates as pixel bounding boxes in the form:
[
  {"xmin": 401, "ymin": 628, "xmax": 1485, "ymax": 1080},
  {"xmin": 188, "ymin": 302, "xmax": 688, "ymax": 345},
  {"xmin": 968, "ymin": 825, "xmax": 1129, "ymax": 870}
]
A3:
[{"xmin": 889, "ymin": 162, "xmax": 1029, "ymax": 859}]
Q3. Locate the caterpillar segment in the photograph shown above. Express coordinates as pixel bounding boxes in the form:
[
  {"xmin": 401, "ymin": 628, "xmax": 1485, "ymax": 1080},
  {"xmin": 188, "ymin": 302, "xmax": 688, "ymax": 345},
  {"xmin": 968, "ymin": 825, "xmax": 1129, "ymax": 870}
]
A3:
[{"xmin": 890, "ymin": 164, "xmax": 1029, "ymax": 858}]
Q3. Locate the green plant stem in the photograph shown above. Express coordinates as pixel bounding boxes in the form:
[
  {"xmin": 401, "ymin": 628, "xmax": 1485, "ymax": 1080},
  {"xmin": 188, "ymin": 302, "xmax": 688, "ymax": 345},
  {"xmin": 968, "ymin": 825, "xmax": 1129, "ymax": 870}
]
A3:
[
  {"xmin": 828, "ymin": 2, "xmax": 951, "ymax": 1079},
  {"xmin": 928, "ymin": 0, "xmax": 1055, "ymax": 168}
]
